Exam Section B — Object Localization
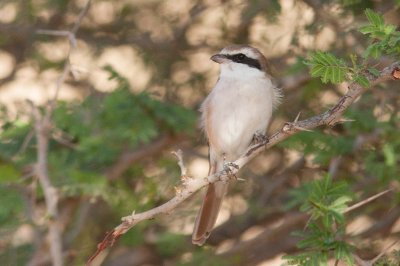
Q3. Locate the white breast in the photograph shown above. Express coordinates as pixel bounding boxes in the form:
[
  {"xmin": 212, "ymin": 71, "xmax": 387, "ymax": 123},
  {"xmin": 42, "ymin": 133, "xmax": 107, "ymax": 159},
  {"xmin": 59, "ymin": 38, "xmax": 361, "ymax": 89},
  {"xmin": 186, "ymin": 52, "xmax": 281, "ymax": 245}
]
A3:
[{"xmin": 201, "ymin": 68, "xmax": 275, "ymax": 161}]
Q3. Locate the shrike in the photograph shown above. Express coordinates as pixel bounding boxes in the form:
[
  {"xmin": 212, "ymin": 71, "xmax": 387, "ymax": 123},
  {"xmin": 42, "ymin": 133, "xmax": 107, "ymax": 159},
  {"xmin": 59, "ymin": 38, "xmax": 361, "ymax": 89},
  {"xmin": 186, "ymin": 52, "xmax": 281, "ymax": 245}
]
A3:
[{"xmin": 192, "ymin": 45, "xmax": 281, "ymax": 245}]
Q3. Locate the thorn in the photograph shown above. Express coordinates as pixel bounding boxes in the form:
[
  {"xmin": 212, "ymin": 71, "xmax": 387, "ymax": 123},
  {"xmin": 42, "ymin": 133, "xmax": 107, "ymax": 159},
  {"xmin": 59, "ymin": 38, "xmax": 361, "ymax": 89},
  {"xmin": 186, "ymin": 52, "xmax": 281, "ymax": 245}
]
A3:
[
  {"xmin": 337, "ymin": 117, "xmax": 355, "ymax": 123},
  {"xmin": 345, "ymin": 189, "xmax": 392, "ymax": 213},
  {"xmin": 172, "ymin": 149, "xmax": 188, "ymax": 177},
  {"xmin": 293, "ymin": 125, "xmax": 313, "ymax": 132},
  {"xmin": 294, "ymin": 112, "xmax": 301, "ymax": 123},
  {"xmin": 283, "ymin": 121, "xmax": 313, "ymax": 133},
  {"xmin": 131, "ymin": 210, "xmax": 136, "ymax": 216},
  {"xmin": 236, "ymin": 177, "xmax": 246, "ymax": 182}
]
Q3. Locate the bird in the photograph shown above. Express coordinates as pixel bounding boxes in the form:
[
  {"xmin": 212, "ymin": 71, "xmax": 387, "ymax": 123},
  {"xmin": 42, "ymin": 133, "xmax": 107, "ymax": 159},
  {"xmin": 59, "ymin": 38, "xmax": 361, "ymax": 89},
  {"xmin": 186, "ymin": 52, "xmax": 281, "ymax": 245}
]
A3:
[{"xmin": 192, "ymin": 44, "xmax": 281, "ymax": 245}]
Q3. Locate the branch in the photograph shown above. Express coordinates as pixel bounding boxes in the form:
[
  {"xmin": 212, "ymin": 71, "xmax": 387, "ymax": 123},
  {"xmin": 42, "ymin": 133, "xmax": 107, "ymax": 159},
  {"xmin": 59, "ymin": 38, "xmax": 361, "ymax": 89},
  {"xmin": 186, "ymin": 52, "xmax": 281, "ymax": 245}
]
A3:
[
  {"xmin": 105, "ymin": 134, "xmax": 182, "ymax": 181},
  {"xmin": 344, "ymin": 189, "xmax": 392, "ymax": 214},
  {"xmin": 37, "ymin": 0, "xmax": 91, "ymax": 119},
  {"xmin": 30, "ymin": 103, "xmax": 63, "ymax": 266},
  {"xmin": 31, "ymin": 1, "xmax": 92, "ymax": 266},
  {"xmin": 87, "ymin": 61, "xmax": 399, "ymax": 264}
]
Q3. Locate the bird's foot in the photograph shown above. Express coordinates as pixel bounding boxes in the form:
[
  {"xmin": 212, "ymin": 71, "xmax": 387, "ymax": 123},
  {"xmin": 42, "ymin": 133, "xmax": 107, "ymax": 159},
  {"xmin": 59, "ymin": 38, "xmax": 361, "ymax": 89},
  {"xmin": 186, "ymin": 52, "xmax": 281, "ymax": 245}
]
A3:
[
  {"xmin": 251, "ymin": 132, "xmax": 269, "ymax": 145},
  {"xmin": 223, "ymin": 161, "xmax": 239, "ymax": 181}
]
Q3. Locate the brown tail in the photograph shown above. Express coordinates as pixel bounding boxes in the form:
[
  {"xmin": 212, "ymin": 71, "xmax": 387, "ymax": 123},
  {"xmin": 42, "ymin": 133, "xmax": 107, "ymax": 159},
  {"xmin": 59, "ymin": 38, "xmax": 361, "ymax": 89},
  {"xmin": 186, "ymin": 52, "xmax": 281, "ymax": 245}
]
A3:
[{"xmin": 192, "ymin": 163, "xmax": 228, "ymax": 245}]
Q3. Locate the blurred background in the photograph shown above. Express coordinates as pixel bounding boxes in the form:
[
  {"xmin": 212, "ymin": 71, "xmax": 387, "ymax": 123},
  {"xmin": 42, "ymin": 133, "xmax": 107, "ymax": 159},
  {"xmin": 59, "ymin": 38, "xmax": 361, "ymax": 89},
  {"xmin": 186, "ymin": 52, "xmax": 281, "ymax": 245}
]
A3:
[{"xmin": 0, "ymin": 0, "xmax": 399, "ymax": 265}]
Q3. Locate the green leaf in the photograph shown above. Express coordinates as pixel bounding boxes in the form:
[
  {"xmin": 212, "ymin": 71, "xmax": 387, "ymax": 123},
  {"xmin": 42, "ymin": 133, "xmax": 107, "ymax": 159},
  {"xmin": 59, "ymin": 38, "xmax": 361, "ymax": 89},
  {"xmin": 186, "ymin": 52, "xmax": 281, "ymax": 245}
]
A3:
[
  {"xmin": 360, "ymin": 9, "xmax": 400, "ymax": 59},
  {"xmin": 330, "ymin": 196, "xmax": 352, "ymax": 212},
  {"xmin": 353, "ymin": 75, "xmax": 370, "ymax": 88},
  {"xmin": 359, "ymin": 25, "xmax": 379, "ymax": 35},
  {"xmin": 335, "ymin": 242, "xmax": 355, "ymax": 265},
  {"xmin": 364, "ymin": 43, "xmax": 381, "ymax": 59},
  {"xmin": 307, "ymin": 51, "xmax": 348, "ymax": 84},
  {"xmin": 364, "ymin": 9, "xmax": 384, "ymax": 27},
  {"xmin": 384, "ymin": 25, "xmax": 396, "ymax": 35}
]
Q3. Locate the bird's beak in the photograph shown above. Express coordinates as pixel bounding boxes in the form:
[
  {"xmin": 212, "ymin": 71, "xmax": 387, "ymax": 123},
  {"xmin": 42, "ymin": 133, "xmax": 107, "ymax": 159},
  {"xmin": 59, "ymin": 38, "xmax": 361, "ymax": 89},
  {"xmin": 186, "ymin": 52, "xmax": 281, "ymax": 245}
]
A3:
[{"xmin": 210, "ymin": 54, "xmax": 228, "ymax": 64}]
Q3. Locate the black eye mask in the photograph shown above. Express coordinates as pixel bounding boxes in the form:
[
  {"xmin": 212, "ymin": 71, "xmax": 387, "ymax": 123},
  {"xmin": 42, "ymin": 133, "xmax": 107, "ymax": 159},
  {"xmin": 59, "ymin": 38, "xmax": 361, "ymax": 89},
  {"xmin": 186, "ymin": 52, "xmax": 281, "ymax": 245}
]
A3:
[{"xmin": 225, "ymin": 53, "xmax": 262, "ymax": 70}]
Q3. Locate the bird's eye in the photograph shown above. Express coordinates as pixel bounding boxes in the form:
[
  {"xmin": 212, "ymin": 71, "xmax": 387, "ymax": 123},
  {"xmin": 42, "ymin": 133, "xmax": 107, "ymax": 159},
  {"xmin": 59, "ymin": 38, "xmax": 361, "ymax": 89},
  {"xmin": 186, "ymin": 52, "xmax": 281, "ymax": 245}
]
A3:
[{"xmin": 235, "ymin": 53, "xmax": 246, "ymax": 61}]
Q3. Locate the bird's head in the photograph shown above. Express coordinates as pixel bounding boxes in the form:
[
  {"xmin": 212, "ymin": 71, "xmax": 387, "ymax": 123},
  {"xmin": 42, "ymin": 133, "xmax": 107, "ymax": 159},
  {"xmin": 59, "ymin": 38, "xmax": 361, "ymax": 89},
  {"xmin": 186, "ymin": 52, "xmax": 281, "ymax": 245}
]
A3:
[{"xmin": 211, "ymin": 45, "xmax": 269, "ymax": 78}]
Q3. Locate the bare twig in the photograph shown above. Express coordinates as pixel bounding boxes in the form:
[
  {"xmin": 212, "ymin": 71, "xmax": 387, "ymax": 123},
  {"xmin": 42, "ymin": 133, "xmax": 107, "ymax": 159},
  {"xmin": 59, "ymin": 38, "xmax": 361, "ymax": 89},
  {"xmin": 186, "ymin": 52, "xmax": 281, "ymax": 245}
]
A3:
[
  {"xmin": 31, "ymin": 104, "xmax": 63, "ymax": 266},
  {"xmin": 86, "ymin": 61, "xmax": 400, "ymax": 264},
  {"xmin": 105, "ymin": 134, "xmax": 181, "ymax": 181},
  {"xmin": 344, "ymin": 189, "xmax": 392, "ymax": 214},
  {"xmin": 36, "ymin": 30, "xmax": 77, "ymax": 47},
  {"xmin": 31, "ymin": 1, "xmax": 92, "ymax": 266},
  {"xmin": 38, "ymin": 0, "xmax": 92, "ymax": 119},
  {"xmin": 15, "ymin": 128, "xmax": 35, "ymax": 157},
  {"xmin": 172, "ymin": 149, "xmax": 188, "ymax": 177}
]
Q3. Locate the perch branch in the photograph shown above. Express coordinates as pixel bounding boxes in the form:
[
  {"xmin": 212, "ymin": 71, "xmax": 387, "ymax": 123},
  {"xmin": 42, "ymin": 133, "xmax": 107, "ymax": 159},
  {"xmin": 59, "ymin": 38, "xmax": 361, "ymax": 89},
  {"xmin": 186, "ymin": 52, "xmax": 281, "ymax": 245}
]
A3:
[{"xmin": 87, "ymin": 61, "xmax": 399, "ymax": 265}]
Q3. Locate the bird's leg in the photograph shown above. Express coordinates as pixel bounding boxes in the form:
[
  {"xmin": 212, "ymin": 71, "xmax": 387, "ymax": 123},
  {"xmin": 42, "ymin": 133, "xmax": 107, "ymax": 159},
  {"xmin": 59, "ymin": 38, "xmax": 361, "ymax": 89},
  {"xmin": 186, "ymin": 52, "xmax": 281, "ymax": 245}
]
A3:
[
  {"xmin": 251, "ymin": 131, "xmax": 269, "ymax": 145},
  {"xmin": 222, "ymin": 153, "xmax": 239, "ymax": 181}
]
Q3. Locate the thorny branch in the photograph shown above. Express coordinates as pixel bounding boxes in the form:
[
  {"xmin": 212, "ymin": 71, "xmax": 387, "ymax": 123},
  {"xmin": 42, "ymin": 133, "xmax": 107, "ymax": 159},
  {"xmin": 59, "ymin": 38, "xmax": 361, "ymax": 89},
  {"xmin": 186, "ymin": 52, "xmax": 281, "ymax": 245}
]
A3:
[
  {"xmin": 87, "ymin": 62, "xmax": 400, "ymax": 264},
  {"xmin": 31, "ymin": 1, "xmax": 91, "ymax": 266}
]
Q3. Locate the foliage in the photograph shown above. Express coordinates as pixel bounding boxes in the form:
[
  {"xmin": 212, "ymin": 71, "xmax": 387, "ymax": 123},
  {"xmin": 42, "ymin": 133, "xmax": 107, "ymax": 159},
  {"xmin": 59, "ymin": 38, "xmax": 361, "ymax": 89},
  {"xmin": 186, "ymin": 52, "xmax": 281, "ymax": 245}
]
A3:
[
  {"xmin": 360, "ymin": 9, "xmax": 400, "ymax": 59},
  {"xmin": 51, "ymin": 65, "xmax": 195, "ymax": 170},
  {"xmin": 0, "ymin": 186, "xmax": 25, "ymax": 228},
  {"xmin": 282, "ymin": 8, "xmax": 400, "ymax": 266},
  {"xmin": 0, "ymin": 65, "xmax": 196, "ymax": 259},
  {"xmin": 306, "ymin": 9, "xmax": 400, "ymax": 88},
  {"xmin": 308, "ymin": 51, "xmax": 349, "ymax": 84},
  {"xmin": 284, "ymin": 175, "xmax": 354, "ymax": 266}
]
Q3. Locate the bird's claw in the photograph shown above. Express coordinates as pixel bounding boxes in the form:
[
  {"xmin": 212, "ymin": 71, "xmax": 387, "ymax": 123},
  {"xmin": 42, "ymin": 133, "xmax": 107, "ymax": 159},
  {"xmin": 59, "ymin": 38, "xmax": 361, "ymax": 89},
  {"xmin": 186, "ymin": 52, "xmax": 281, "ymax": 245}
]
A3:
[
  {"xmin": 251, "ymin": 132, "xmax": 269, "ymax": 145},
  {"xmin": 223, "ymin": 162, "xmax": 239, "ymax": 180}
]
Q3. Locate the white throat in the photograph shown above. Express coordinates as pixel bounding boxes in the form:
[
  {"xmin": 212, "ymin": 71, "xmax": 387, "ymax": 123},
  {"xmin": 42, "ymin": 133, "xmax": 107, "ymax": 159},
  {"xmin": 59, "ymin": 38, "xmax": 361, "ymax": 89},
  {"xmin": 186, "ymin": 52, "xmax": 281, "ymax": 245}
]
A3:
[{"xmin": 219, "ymin": 62, "xmax": 266, "ymax": 80}]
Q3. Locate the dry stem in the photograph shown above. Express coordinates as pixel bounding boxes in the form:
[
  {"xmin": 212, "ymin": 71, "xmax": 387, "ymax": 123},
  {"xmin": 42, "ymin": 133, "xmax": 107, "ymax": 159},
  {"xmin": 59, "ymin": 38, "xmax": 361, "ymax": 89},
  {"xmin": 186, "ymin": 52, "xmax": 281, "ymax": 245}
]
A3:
[{"xmin": 31, "ymin": 1, "xmax": 92, "ymax": 266}]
